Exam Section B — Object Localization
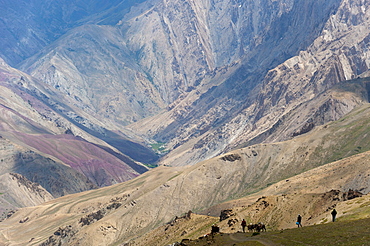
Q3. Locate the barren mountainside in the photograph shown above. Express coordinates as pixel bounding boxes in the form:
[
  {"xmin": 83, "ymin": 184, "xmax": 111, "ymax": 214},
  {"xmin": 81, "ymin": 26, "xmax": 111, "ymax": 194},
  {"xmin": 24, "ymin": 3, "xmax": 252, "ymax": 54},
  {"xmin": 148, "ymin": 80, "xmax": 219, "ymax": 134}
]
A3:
[
  {"xmin": 2, "ymin": 0, "xmax": 369, "ymax": 169},
  {"xmin": 0, "ymin": 57, "xmax": 155, "ymax": 212},
  {"xmin": 0, "ymin": 102, "xmax": 369, "ymax": 245},
  {"xmin": 0, "ymin": 0, "xmax": 369, "ymax": 245},
  {"xmin": 129, "ymin": 0, "xmax": 370, "ymax": 166}
]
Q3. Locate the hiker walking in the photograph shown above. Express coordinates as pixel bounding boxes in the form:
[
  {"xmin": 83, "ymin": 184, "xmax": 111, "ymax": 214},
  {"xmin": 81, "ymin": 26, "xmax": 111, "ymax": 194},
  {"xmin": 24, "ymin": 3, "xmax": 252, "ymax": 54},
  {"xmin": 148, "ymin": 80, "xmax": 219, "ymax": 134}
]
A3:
[
  {"xmin": 331, "ymin": 209, "xmax": 337, "ymax": 222},
  {"xmin": 296, "ymin": 214, "xmax": 302, "ymax": 227},
  {"xmin": 241, "ymin": 219, "xmax": 247, "ymax": 233}
]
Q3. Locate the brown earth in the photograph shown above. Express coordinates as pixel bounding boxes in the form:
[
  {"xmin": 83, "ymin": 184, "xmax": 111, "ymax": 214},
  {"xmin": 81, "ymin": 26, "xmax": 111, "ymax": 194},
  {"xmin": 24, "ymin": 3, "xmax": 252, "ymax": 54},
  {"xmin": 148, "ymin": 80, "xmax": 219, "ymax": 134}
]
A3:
[{"xmin": 0, "ymin": 104, "xmax": 370, "ymax": 245}]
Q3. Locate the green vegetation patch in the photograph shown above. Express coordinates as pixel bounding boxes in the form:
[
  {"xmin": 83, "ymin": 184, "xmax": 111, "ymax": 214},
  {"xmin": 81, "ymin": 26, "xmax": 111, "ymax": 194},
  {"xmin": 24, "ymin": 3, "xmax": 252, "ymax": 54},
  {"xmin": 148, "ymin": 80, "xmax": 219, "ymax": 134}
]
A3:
[
  {"xmin": 150, "ymin": 142, "xmax": 168, "ymax": 155},
  {"xmin": 143, "ymin": 163, "xmax": 158, "ymax": 168}
]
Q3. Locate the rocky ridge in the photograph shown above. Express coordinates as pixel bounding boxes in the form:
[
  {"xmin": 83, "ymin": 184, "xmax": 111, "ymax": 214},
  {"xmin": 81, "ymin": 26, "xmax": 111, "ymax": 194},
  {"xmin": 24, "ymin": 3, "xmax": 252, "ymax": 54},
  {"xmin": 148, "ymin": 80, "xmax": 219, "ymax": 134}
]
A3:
[{"xmin": 130, "ymin": 0, "xmax": 370, "ymax": 167}]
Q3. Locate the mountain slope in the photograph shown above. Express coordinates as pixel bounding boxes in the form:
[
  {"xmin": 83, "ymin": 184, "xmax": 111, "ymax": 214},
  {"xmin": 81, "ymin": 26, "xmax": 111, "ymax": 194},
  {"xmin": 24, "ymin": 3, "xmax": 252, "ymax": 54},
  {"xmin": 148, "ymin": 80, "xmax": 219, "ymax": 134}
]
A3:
[
  {"xmin": 0, "ymin": 1, "xmax": 369, "ymax": 244},
  {"xmin": 0, "ymin": 58, "xmax": 156, "ymax": 206},
  {"xmin": 2, "ymin": 0, "xmax": 369, "ymax": 168},
  {"xmin": 135, "ymin": 193, "xmax": 370, "ymax": 246},
  {"xmin": 18, "ymin": 0, "xmax": 342, "ymax": 140},
  {"xmin": 0, "ymin": 173, "xmax": 54, "ymax": 215},
  {"xmin": 0, "ymin": 103, "xmax": 369, "ymax": 245},
  {"xmin": 0, "ymin": 0, "xmax": 138, "ymax": 67},
  {"xmin": 129, "ymin": 0, "xmax": 370, "ymax": 167}
]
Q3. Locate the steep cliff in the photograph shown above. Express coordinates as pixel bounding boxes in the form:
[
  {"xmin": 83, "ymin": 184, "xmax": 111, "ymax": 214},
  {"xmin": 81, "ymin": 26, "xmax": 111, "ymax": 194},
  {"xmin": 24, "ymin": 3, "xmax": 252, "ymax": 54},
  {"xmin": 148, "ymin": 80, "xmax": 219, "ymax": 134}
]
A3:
[{"xmin": 131, "ymin": 0, "xmax": 370, "ymax": 166}]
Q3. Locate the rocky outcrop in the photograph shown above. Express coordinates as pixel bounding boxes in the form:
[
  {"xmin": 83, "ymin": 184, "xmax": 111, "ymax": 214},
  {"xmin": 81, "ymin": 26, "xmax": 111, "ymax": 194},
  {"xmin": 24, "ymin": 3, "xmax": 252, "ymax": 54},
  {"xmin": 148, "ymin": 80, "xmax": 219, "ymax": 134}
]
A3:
[
  {"xmin": 39, "ymin": 225, "xmax": 78, "ymax": 246},
  {"xmin": 219, "ymin": 209, "xmax": 234, "ymax": 222}
]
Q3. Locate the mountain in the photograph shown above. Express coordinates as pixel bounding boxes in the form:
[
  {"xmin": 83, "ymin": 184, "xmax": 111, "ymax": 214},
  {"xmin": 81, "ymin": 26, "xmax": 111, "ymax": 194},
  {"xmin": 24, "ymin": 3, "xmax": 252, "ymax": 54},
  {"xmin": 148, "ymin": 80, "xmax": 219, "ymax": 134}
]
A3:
[
  {"xmin": 0, "ymin": 173, "xmax": 53, "ymax": 214},
  {"xmin": 0, "ymin": 102, "xmax": 369, "ymax": 245},
  {"xmin": 130, "ymin": 0, "xmax": 370, "ymax": 167},
  {"xmin": 16, "ymin": 0, "xmax": 341, "ymax": 124},
  {"xmin": 0, "ymin": 0, "xmax": 369, "ymax": 244},
  {"xmin": 2, "ymin": 0, "xmax": 369, "ymax": 168},
  {"xmin": 0, "ymin": 0, "xmax": 144, "ymax": 67},
  {"xmin": 0, "ymin": 57, "xmax": 157, "ymax": 214}
]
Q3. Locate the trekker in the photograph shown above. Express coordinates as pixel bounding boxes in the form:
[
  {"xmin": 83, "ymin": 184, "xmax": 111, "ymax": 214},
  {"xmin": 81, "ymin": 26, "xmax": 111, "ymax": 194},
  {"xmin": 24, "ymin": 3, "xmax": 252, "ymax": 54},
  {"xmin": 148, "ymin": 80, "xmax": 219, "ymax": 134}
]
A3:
[
  {"xmin": 241, "ymin": 219, "xmax": 247, "ymax": 232},
  {"xmin": 331, "ymin": 209, "xmax": 337, "ymax": 222},
  {"xmin": 296, "ymin": 214, "xmax": 302, "ymax": 227}
]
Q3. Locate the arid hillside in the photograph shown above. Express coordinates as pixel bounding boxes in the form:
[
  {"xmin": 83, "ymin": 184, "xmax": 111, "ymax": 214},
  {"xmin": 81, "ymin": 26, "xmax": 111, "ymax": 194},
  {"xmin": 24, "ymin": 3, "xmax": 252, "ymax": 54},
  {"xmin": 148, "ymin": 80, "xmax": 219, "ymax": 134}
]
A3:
[
  {"xmin": 0, "ymin": 103, "xmax": 369, "ymax": 245},
  {"xmin": 0, "ymin": 57, "xmax": 154, "ymax": 213},
  {"xmin": 135, "ymin": 192, "xmax": 370, "ymax": 246},
  {"xmin": 0, "ymin": 1, "xmax": 369, "ymax": 245}
]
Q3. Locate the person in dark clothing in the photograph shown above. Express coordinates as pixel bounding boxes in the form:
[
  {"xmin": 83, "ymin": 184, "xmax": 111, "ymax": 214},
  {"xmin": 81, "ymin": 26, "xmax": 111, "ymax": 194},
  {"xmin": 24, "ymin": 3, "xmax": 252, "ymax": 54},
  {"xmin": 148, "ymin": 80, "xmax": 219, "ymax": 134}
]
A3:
[
  {"xmin": 241, "ymin": 219, "xmax": 247, "ymax": 233},
  {"xmin": 296, "ymin": 214, "xmax": 302, "ymax": 227},
  {"xmin": 331, "ymin": 209, "xmax": 337, "ymax": 222}
]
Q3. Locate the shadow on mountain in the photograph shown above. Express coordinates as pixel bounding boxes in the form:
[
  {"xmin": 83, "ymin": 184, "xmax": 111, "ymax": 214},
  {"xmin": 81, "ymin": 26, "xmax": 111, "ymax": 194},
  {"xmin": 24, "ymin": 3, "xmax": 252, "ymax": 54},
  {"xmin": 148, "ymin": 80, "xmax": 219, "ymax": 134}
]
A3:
[
  {"xmin": 12, "ymin": 151, "xmax": 97, "ymax": 198},
  {"xmin": 28, "ymin": 86, "xmax": 159, "ymax": 166}
]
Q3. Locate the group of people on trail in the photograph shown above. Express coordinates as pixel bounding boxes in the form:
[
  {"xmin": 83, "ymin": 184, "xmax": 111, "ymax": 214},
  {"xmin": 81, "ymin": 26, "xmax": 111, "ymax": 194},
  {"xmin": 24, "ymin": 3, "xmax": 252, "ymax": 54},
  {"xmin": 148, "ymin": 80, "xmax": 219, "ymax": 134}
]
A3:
[
  {"xmin": 296, "ymin": 209, "xmax": 337, "ymax": 228},
  {"xmin": 240, "ymin": 208, "xmax": 338, "ymax": 232}
]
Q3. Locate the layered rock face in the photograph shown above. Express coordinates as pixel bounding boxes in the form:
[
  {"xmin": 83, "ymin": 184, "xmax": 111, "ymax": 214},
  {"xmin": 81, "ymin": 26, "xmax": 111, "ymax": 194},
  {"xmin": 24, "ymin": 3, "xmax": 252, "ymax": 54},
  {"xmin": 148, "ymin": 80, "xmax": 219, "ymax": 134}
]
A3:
[
  {"xmin": 19, "ymin": 0, "xmax": 332, "ymax": 125},
  {"xmin": 229, "ymin": 0, "xmax": 370, "ymax": 148},
  {"xmin": 132, "ymin": 0, "xmax": 370, "ymax": 166},
  {"xmin": 14, "ymin": 0, "xmax": 369, "ymax": 169}
]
